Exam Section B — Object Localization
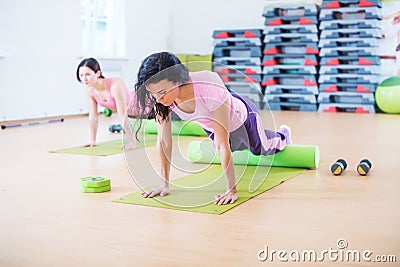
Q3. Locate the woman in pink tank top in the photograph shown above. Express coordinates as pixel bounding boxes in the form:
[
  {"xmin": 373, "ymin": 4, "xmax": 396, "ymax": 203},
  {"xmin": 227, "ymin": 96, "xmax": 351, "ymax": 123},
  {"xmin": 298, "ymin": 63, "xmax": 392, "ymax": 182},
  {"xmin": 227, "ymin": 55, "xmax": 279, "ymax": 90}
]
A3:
[
  {"xmin": 76, "ymin": 58, "xmax": 138, "ymax": 150},
  {"xmin": 133, "ymin": 52, "xmax": 292, "ymax": 205}
]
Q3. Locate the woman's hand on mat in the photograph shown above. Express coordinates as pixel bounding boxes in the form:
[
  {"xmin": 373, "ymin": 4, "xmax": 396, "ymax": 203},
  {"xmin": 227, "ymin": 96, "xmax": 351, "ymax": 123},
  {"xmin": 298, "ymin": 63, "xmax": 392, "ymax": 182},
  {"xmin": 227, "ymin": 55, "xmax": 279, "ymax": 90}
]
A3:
[
  {"xmin": 122, "ymin": 142, "xmax": 136, "ymax": 151},
  {"xmin": 214, "ymin": 190, "xmax": 238, "ymax": 205},
  {"xmin": 82, "ymin": 142, "xmax": 96, "ymax": 147},
  {"xmin": 141, "ymin": 186, "xmax": 170, "ymax": 198}
]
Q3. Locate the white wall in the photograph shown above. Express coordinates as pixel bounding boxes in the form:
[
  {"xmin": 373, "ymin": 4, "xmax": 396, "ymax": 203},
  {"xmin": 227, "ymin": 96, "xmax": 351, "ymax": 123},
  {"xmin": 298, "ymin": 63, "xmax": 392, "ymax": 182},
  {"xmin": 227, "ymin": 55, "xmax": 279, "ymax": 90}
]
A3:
[
  {"xmin": 0, "ymin": 0, "xmax": 171, "ymax": 121},
  {"xmin": 116, "ymin": 0, "xmax": 171, "ymax": 87},
  {"xmin": 0, "ymin": 0, "xmax": 320, "ymax": 121},
  {"xmin": 0, "ymin": 0, "xmax": 82, "ymax": 121},
  {"xmin": 169, "ymin": 0, "xmax": 266, "ymax": 54}
]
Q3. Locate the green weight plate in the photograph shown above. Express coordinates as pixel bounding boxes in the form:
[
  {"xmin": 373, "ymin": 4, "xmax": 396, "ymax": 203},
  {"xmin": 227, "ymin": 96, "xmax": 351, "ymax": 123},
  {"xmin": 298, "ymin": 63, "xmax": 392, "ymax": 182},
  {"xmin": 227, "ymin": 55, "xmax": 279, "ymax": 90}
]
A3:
[
  {"xmin": 80, "ymin": 176, "xmax": 110, "ymax": 188},
  {"xmin": 81, "ymin": 185, "xmax": 111, "ymax": 193}
]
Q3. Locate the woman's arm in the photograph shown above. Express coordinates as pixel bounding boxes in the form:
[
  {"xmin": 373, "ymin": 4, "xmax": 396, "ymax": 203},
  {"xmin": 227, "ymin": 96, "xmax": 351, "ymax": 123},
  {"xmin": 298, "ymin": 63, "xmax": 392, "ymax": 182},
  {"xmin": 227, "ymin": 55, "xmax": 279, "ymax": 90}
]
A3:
[
  {"xmin": 84, "ymin": 88, "xmax": 99, "ymax": 147},
  {"xmin": 212, "ymin": 99, "xmax": 238, "ymax": 205},
  {"xmin": 382, "ymin": 11, "xmax": 400, "ymax": 20},
  {"xmin": 142, "ymin": 113, "xmax": 172, "ymax": 198},
  {"xmin": 110, "ymin": 78, "xmax": 136, "ymax": 150}
]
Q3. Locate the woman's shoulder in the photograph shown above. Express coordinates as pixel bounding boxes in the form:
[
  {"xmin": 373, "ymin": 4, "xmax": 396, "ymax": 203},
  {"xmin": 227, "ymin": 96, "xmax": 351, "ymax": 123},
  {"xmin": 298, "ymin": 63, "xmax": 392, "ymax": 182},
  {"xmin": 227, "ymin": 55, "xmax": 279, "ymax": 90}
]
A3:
[
  {"xmin": 190, "ymin": 70, "xmax": 224, "ymax": 86},
  {"xmin": 108, "ymin": 77, "xmax": 124, "ymax": 84},
  {"xmin": 108, "ymin": 77, "xmax": 127, "ymax": 90}
]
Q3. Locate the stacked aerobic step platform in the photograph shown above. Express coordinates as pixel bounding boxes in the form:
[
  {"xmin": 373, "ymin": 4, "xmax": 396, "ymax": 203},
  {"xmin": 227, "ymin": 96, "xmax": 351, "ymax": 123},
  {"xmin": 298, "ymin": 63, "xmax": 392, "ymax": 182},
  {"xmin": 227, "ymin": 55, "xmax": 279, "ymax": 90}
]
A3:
[
  {"xmin": 212, "ymin": 29, "xmax": 265, "ymax": 109},
  {"xmin": 318, "ymin": 0, "xmax": 382, "ymax": 114},
  {"xmin": 80, "ymin": 176, "xmax": 111, "ymax": 193},
  {"xmin": 262, "ymin": 3, "xmax": 319, "ymax": 112}
]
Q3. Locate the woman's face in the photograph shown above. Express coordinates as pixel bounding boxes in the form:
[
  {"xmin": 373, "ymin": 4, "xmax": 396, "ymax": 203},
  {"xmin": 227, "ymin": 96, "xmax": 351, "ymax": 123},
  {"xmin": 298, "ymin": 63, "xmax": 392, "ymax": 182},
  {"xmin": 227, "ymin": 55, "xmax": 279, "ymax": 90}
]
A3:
[
  {"xmin": 146, "ymin": 79, "xmax": 180, "ymax": 106},
  {"xmin": 79, "ymin": 66, "xmax": 99, "ymax": 87}
]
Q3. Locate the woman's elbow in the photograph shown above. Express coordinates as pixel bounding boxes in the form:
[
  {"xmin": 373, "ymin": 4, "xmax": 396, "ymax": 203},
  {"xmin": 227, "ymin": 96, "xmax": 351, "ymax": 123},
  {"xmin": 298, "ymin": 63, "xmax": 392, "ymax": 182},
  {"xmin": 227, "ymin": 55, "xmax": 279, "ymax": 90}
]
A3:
[
  {"xmin": 157, "ymin": 139, "xmax": 172, "ymax": 152},
  {"xmin": 214, "ymin": 141, "xmax": 230, "ymax": 155},
  {"xmin": 89, "ymin": 114, "xmax": 98, "ymax": 122},
  {"xmin": 118, "ymin": 114, "xmax": 128, "ymax": 124}
]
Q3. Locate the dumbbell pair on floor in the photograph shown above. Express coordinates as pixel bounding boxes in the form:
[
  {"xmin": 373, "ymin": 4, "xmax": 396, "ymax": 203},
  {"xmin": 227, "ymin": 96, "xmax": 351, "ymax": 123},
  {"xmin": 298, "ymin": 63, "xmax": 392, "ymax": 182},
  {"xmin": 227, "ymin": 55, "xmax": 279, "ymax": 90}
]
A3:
[
  {"xmin": 331, "ymin": 159, "xmax": 372, "ymax": 176},
  {"xmin": 109, "ymin": 124, "xmax": 123, "ymax": 133}
]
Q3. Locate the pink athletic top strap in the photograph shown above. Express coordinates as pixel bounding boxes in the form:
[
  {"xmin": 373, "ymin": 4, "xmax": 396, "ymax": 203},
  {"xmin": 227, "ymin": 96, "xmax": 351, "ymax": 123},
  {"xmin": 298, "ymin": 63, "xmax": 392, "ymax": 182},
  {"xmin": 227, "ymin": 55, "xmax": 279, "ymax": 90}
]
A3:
[{"xmin": 91, "ymin": 78, "xmax": 136, "ymax": 112}]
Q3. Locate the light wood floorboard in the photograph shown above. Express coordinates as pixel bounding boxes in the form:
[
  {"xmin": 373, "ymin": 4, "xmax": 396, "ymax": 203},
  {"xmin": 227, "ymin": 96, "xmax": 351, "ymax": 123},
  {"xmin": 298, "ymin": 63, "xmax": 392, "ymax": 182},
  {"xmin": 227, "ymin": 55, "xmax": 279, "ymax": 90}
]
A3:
[{"xmin": 0, "ymin": 111, "xmax": 399, "ymax": 266}]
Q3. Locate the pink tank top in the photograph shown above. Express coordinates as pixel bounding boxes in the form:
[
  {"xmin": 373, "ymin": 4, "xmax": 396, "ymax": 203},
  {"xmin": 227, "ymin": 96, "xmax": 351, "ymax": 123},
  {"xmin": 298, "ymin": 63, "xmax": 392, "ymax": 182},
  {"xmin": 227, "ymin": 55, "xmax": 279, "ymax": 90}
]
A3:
[
  {"xmin": 171, "ymin": 71, "xmax": 247, "ymax": 132},
  {"xmin": 91, "ymin": 78, "xmax": 136, "ymax": 111}
]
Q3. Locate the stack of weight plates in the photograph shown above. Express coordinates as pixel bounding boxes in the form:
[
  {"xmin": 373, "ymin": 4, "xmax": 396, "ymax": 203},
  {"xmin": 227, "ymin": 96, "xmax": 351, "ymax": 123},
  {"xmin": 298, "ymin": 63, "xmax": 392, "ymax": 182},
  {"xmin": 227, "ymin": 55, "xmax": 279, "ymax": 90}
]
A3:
[
  {"xmin": 318, "ymin": 0, "xmax": 382, "ymax": 114},
  {"xmin": 80, "ymin": 176, "xmax": 111, "ymax": 193},
  {"xmin": 212, "ymin": 29, "xmax": 265, "ymax": 109},
  {"xmin": 262, "ymin": 3, "xmax": 320, "ymax": 112}
]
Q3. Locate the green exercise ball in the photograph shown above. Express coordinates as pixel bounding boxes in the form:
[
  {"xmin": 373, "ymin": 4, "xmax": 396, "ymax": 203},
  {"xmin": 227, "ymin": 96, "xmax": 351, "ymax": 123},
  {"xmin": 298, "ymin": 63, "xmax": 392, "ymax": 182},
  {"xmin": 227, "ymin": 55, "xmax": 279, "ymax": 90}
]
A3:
[
  {"xmin": 375, "ymin": 77, "xmax": 400, "ymax": 114},
  {"xmin": 103, "ymin": 108, "xmax": 112, "ymax": 117}
]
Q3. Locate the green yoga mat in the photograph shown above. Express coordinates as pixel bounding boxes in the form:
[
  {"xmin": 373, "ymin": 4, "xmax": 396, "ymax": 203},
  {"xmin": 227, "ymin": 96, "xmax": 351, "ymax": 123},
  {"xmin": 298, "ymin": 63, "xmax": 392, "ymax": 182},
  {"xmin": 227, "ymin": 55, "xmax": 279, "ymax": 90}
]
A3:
[
  {"xmin": 112, "ymin": 165, "xmax": 305, "ymax": 214},
  {"xmin": 143, "ymin": 119, "xmax": 207, "ymax": 136},
  {"xmin": 188, "ymin": 140, "xmax": 319, "ymax": 169},
  {"xmin": 49, "ymin": 135, "xmax": 158, "ymax": 156}
]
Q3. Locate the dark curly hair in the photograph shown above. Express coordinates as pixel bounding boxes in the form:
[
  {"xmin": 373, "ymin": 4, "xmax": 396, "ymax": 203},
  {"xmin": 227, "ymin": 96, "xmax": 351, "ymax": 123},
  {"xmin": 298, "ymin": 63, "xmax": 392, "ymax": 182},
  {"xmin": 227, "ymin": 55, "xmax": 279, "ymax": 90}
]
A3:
[{"xmin": 134, "ymin": 52, "xmax": 189, "ymax": 137}]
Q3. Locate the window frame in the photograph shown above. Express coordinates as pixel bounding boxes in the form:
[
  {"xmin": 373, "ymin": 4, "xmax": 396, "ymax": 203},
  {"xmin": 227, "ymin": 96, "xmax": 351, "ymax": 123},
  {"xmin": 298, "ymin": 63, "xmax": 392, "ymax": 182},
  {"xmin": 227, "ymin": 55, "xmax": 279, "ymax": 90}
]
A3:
[{"xmin": 80, "ymin": 0, "xmax": 126, "ymax": 59}]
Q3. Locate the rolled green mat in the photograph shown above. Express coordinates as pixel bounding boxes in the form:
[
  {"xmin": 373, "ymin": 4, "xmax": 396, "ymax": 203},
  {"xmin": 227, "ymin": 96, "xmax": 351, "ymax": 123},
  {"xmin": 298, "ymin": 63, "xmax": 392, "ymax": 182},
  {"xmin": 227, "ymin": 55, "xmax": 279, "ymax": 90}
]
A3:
[
  {"xmin": 188, "ymin": 140, "xmax": 319, "ymax": 169},
  {"xmin": 143, "ymin": 120, "xmax": 207, "ymax": 136}
]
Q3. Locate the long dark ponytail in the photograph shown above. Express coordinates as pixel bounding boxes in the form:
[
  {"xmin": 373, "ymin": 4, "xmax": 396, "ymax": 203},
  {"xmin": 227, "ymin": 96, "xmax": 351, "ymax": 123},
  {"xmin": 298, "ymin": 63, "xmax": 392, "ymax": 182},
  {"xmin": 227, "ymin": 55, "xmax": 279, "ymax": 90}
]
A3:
[{"xmin": 133, "ymin": 52, "xmax": 189, "ymax": 138}]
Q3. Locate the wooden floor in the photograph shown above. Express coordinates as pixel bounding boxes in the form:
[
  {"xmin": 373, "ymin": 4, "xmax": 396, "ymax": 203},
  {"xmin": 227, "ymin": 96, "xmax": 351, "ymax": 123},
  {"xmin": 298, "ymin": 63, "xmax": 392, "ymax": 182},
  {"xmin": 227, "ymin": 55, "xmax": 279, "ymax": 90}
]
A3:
[{"xmin": 0, "ymin": 111, "xmax": 399, "ymax": 267}]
